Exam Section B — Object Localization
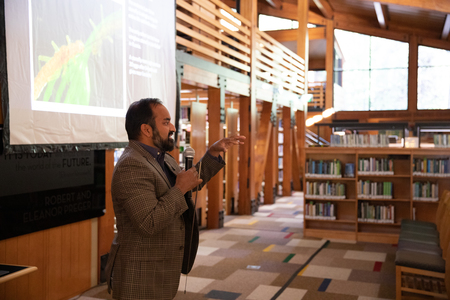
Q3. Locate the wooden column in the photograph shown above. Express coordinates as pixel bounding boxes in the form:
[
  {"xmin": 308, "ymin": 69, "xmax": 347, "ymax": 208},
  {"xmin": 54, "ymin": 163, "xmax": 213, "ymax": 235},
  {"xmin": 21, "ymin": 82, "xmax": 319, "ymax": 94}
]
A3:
[
  {"xmin": 239, "ymin": 0, "xmax": 257, "ymax": 214},
  {"xmin": 296, "ymin": 109, "xmax": 307, "ymax": 191},
  {"xmin": 292, "ymin": 118, "xmax": 301, "ymax": 191},
  {"xmin": 295, "ymin": 0, "xmax": 308, "ymax": 189},
  {"xmin": 225, "ymin": 107, "xmax": 239, "ymax": 214},
  {"xmin": 264, "ymin": 123, "xmax": 277, "ymax": 204},
  {"xmin": 323, "ymin": 18, "xmax": 334, "ymax": 141},
  {"xmin": 239, "ymin": 96, "xmax": 253, "ymax": 214},
  {"xmin": 282, "ymin": 106, "xmax": 292, "ymax": 196},
  {"xmin": 297, "ymin": 0, "xmax": 309, "ymax": 88},
  {"xmin": 190, "ymin": 102, "xmax": 208, "ymax": 227},
  {"xmin": 254, "ymin": 101, "xmax": 274, "ymax": 199},
  {"xmin": 408, "ymin": 34, "xmax": 418, "ymax": 114},
  {"xmin": 207, "ymin": 87, "xmax": 224, "ymax": 229}
]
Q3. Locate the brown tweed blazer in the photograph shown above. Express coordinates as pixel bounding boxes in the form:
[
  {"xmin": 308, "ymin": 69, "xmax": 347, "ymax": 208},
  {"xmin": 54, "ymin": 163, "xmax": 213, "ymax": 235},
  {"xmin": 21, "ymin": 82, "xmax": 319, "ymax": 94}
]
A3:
[{"xmin": 105, "ymin": 140, "xmax": 224, "ymax": 300}]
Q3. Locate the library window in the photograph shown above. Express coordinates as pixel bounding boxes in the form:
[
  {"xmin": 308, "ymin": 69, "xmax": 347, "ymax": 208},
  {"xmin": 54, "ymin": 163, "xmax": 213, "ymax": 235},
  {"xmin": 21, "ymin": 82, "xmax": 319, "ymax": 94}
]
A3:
[
  {"xmin": 333, "ymin": 30, "xmax": 409, "ymax": 111},
  {"xmin": 417, "ymin": 45, "xmax": 450, "ymax": 110}
]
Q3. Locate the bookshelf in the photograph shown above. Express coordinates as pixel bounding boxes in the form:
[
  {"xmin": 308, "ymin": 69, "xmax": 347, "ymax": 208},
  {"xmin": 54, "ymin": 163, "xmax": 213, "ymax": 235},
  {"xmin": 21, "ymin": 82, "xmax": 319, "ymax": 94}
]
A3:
[{"xmin": 303, "ymin": 147, "xmax": 450, "ymax": 244}]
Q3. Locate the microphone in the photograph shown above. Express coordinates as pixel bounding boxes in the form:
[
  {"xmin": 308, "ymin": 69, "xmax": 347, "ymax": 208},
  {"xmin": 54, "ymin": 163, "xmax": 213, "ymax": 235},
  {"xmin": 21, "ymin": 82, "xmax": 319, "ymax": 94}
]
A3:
[
  {"xmin": 183, "ymin": 147, "xmax": 195, "ymax": 170},
  {"xmin": 183, "ymin": 147, "xmax": 195, "ymax": 199}
]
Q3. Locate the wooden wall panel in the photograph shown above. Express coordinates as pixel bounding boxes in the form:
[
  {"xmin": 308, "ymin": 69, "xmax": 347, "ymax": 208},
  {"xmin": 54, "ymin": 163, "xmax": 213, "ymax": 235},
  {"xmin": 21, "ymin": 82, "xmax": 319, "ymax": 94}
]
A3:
[
  {"xmin": 0, "ymin": 220, "xmax": 92, "ymax": 300},
  {"xmin": 190, "ymin": 102, "xmax": 208, "ymax": 227}
]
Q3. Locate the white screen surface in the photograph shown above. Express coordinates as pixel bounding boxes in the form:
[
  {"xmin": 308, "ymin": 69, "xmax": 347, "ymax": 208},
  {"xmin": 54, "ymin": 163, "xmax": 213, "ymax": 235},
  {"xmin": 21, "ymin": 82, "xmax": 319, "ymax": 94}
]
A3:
[{"xmin": 4, "ymin": 0, "xmax": 176, "ymax": 148}]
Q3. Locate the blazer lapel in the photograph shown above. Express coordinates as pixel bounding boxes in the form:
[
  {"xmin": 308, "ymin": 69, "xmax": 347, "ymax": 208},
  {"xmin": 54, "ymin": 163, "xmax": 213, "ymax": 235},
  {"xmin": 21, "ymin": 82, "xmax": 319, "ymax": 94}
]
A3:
[{"xmin": 129, "ymin": 140, "xmax": 172, "ymax": 188}]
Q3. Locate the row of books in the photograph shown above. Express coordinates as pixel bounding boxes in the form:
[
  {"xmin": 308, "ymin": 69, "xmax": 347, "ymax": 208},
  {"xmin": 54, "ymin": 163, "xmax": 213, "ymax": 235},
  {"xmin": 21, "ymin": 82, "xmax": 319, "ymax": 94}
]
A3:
[
  {"xmin": 357, "ymin": 180, "xmax": 393, "ymax": 199},
  {"xmin": 413, "ymin": 182, "xmax": 439, "ymax": 201},
  {"xmin": 305, "ymin": 201, "xmax": 336, "ymax": 220},
  {"xmin": 413, "ymin": 158, "xmax": 450, "ymax": 176},
  {"xmin": 401, "ymin": 274, "xmax": 446, "ymax": 295},
  {"xmin": 433, "ymin": 134, "xmax": 450, "ymax": 148},
  {"xmin": 358, "ymin": 202, "xmax": 395, "ymax": 223},
  {"xmin": 330, "ymin": 134, "xmax": 390, "ymax": 147},
  {"xmin": 305, "ymin": 159, "xmax": 342, "ymax": 177},
  {"xmin": 358, "ymin": 157, "xmax": 394, "ymax": 175},
  {"xmin": 305, "ymin": 181, "xmax": 346, "ymax": 199}
]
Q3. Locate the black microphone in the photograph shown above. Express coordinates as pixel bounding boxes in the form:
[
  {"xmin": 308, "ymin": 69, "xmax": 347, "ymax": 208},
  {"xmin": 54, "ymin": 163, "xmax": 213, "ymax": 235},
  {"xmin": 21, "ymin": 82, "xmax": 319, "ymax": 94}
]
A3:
[
  {"xmin": 184, "ymin": 147, "xmax": 195, "ymax": 198},
  {"xmin": 184, "ymin": 147, "xmax": 195, "ymax": 170}
]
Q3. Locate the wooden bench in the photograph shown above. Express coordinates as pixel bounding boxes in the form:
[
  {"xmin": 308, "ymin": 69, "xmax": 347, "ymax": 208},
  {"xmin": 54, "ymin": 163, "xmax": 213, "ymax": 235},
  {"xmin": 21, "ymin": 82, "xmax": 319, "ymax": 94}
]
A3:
[{"xmin": 395, "ymin": 190, "xmax": 450, "ymax": 299}]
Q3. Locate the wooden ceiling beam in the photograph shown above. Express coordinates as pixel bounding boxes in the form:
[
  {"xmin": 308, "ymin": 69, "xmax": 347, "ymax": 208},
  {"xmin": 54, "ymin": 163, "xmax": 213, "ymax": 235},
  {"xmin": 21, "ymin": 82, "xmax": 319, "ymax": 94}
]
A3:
[
  {"xmin": 358, "ymin": 0, "xmax": 450, "ymax": 14},
  {"xmin": 258, "ymin": 1, "xmax": 298, "ymax": 19},
  {"xmin": 374, "ymin": 2, "xmax": 389, "ymax": 29},
  {"xmin": 265, "ymin": 27, "xmax": 325, "ymax": 42},
  {"xmin": 311, "ymin": 0, "xmax": 334, "ymax": 19},
  {"xmin": 442, "ymin": 14, "xmax": 450, "ymax": 40},
  {"xmin": 265, "ymin": 0, "xmax": 283, "ymax": 9},
  {"xmin": 308, "ymin": 11, "xmax": 327, "ymax": 25}
]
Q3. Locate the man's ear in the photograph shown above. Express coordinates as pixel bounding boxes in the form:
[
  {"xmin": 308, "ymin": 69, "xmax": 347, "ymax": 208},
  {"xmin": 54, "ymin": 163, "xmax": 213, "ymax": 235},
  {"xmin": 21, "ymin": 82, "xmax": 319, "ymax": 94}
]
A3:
[{"xmin": 140, "ymin": 124, "xmax": 152, "ymax": 138}]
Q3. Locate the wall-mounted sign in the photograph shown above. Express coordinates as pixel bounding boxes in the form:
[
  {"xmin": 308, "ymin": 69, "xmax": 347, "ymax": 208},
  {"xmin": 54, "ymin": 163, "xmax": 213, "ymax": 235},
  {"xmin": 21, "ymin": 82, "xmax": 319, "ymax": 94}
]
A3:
[{"xmin": 0, "ymin": 150, "xmax": 105, "ymax": 240}]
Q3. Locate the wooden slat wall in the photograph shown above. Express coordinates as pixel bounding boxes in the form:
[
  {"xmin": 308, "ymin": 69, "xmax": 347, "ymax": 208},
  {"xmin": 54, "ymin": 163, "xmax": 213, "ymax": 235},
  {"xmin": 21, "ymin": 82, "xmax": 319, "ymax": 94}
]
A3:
[
  {"xmin": 176, "ymin": 0, "xmax": 251, "ymax": 74},
  {"xmin": 308, "ymin": 81, "xmax": 325, "ymax": 109},
  {"xmin": 255, "ymin": 29, "xmax": 306, "ymax": 96}
]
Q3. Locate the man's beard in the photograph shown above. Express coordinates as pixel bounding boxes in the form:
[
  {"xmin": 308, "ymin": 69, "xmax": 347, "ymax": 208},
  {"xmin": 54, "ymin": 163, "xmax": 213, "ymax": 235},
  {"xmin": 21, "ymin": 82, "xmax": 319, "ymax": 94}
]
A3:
[{"xmin": 152, "ymin": 128, "xmax": 175, "ymax": 152}]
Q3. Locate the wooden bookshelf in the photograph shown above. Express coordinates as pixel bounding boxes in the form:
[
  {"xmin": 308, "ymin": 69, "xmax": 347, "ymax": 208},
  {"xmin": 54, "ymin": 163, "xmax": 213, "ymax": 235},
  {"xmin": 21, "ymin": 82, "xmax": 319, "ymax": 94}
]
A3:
[{"xmin": 303, "ymin": 147, "xmax": 450, "ymax": 244}]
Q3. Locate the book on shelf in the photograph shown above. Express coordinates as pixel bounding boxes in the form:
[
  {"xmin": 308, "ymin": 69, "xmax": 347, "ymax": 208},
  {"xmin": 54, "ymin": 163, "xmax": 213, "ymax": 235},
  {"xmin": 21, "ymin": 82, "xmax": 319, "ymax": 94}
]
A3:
[
  {"xmin": 413, "ymin": 181, "xmax": 439, "ymax": 201},
  {"xmin": 358, "ymin": 157, "xmax": 394, "ymax": 175},
  {"xmin": 358, "ymin": 202, "xmax": 395, "ymax": 223},
  {"xmin": 357, "ymin": 180, "xmax": 393, "ymax": 199},
  {"xmin": 330, "ymin": 134, "xmax": 389, "ymax": 147},
  {"xmin": 305, "ymin": 159, "xmax": 342, "ymax": 178},
  {"xmin": 434, "ymin": 134, "xmax": 450, "ymax": 148},
  {"xmin": 305, "ymin": 181, "xmax": 346, "ymax": 199},
  {"xmin": 305, "ymin": 201, "xmax": 335, "ymax": 219},
  {"xmin": 413, "ymin": 157, "xmax": 450, "ymax": 176}
]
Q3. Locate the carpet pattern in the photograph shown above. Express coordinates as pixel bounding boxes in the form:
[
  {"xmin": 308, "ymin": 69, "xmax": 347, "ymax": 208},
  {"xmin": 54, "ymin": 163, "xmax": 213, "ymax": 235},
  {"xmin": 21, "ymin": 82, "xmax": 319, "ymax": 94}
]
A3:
[{"xmin": 73, "ymin": 192, "xmax": 396, "ymax": 300}]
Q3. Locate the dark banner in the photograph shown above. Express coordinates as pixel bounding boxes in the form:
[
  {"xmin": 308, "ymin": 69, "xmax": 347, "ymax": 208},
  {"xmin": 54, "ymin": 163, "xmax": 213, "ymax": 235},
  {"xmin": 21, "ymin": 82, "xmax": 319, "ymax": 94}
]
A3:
[{"xmin": 0, "ymin": 150, "xmax": 105, "ymax": 240}]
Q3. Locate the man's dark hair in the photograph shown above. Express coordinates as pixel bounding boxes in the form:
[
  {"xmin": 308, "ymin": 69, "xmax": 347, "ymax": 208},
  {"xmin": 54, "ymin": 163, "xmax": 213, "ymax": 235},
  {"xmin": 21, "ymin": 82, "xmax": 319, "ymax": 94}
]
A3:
[{"xmin": 125, "ymin": 98, "xmax": 163, "ymax": 140}]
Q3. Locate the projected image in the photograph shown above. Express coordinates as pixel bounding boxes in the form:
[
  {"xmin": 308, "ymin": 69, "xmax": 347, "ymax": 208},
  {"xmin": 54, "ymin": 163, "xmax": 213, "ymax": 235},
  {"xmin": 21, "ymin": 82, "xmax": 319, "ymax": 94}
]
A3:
[{"xmin": 31, "ymin": 0, "xmax": 123, "ymax": 109}]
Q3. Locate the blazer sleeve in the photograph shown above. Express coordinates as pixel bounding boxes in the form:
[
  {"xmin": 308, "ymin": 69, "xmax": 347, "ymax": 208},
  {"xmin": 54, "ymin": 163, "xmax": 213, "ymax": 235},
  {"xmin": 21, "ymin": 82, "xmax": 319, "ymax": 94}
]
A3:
[
  {"xmin": 195, "ymin": 151, "xmax": 226, "ymax": 190},
  {"xmin": 113, "ymin": 155, "xmax": 188, "ymax": 238}
]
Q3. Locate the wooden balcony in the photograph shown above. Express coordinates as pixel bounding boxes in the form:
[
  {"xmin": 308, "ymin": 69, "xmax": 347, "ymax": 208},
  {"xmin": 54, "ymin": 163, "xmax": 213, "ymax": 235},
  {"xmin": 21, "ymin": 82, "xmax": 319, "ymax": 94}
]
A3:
[
  {"xmin": 307, "ymin": 81, "xmax": 325, "ymax": 111},
  {"xmin": 175, "ymin": 0, "xmax": 306, "ymax": 110}
]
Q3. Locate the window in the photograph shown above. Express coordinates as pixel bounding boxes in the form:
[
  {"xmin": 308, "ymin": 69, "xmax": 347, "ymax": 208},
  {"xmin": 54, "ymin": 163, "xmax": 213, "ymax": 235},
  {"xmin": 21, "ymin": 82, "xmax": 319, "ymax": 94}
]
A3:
[
  {"xmin": 333, "ymin": 30, "xmax": 409, "ymax": 111},
  {"xmin": 417, "ymin": 46, "xmax": 450, "ymax": 110}
]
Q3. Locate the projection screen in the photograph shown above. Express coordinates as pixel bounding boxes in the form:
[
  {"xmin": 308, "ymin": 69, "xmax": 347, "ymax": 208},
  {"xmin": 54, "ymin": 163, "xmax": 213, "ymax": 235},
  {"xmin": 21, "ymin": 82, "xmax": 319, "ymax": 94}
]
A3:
[{"xmin": 1, "ymin": 0, "xmax": 176, "ymax": 153}]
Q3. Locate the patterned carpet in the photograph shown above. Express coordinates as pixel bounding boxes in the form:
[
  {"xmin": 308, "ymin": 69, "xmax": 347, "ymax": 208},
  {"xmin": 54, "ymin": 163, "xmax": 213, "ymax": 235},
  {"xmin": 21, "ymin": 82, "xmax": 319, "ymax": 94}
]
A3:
[{"xmin": 74, "ymin": 192, "xmax": 397, "ymax": 300}]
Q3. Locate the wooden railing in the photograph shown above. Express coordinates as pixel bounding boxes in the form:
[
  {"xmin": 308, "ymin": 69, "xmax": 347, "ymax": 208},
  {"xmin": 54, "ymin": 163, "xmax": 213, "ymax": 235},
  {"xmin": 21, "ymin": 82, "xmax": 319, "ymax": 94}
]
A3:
[
  {"xmin": 307, "ymin": 81, "xmax": 325, "ymax": 110},
  {"xmin": 255, "ymin": 30, "xmax": 306, "ymax": 96},
  {"xmin": 176, "ymin": 0, "xmax": 251, "ymax": 75},
  {"xmin": 175, "ymin": 0, "xmax": 307, "ymax": 103}
]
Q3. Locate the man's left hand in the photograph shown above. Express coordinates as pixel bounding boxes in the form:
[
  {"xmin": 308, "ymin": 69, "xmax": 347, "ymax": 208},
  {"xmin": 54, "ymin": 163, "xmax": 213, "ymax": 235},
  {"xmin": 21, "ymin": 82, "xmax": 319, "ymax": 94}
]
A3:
[{"xmin": 208, "ymin": 135, "xmax": 246, "ymax": 157}]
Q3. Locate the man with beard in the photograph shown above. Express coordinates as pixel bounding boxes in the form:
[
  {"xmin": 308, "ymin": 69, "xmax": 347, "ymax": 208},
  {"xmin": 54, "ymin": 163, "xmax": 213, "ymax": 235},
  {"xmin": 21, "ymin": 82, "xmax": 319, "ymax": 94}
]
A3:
[{"xmin": 105, "ymin": 98, "xmax": 245, "ymax": 300}]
